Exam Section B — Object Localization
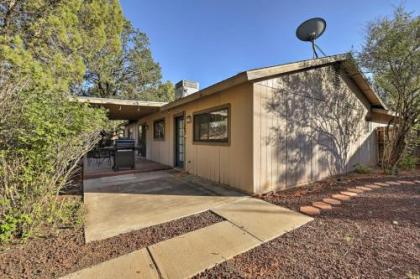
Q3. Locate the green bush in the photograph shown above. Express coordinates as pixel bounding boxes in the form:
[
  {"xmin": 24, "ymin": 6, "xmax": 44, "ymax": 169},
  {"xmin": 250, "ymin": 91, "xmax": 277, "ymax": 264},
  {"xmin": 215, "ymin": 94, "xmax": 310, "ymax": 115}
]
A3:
[
  {"xmin": 398, "ymin": 155, "xmax": 417, "ymax": 170},
  {"xmin": 0, "ymin": 0, "xmax": 123, "ymax": 242},
  {"xmin": 0, "ymin": 91, "xmax": 107, "ymax": 242},
  {"xmin": 353, "ymin": 163, "xmax": 372, "ymax": 174}
]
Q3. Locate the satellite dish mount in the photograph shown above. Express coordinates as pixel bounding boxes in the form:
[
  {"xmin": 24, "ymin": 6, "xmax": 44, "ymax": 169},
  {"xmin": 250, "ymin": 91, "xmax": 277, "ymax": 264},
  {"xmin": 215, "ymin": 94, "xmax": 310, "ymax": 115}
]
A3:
[{"xmin": 296, "ymin": 17, "xmax": 327, "ymax": 58}]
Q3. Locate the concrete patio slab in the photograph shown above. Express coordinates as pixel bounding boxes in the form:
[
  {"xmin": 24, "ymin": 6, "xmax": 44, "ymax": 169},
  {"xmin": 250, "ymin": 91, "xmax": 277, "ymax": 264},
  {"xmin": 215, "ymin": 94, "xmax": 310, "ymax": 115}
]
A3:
[
  {"xmin": 61, "ymin": 248, "xmax": 158, "ymax": 279},
  {"xmin": 84, "ymin": 170, "xmax": 246, "ymax": 242},
  {"xmin": 212, "ymin": 198, "xmax": 313, "ymax": 242},
  {"xmin": 148, "ymin": 221, "xmax": 261, "ymax": 279}
]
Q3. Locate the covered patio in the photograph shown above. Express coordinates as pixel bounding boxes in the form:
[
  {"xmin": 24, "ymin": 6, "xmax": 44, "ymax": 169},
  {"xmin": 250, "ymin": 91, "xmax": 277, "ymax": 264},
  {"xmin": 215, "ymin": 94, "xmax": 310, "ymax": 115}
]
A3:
[
  {"xmin": 83, "ymin": 157, "xmax": 171, "ymax": 179},
  {"xmin": 77, "ymin": 96, "xmax": 169, "ymax": 178},
  {"xmin": 76, "ymin": 96, "xmax": 167, "ymax": 120}
]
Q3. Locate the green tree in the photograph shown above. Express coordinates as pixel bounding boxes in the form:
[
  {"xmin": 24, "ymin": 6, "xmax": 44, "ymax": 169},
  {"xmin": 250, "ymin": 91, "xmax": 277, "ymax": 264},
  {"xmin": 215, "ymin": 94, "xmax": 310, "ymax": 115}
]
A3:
[
  {"xmin": 358, "ymin": 6, "xmax": 419, "ymax": 172},
  {"xmin": 0, "ymin": 0, "xmax": 125, "ymax": 242},
  {"xmin": 81, "ymin": 21, "xmax": 175, "ymax": 101}
]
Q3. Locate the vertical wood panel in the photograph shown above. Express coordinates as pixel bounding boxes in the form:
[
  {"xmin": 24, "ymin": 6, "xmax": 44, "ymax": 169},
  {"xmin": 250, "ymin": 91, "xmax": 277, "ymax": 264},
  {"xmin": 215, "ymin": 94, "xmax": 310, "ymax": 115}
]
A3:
[
  {"xmin": 253, "ymin": 65, "xmax": 379, "ymax": 193},
  {"xmin": 253, "ymin": 83, "xmax": 261, "ymax": 192}
]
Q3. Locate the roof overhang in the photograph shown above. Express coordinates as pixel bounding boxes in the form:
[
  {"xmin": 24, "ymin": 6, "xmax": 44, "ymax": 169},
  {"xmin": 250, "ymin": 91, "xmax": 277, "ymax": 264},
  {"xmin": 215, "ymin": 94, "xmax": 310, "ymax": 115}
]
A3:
[
  {"xmin": 76, "ymin": 97, "xmax": 167, "ymax": 120},
  {"xmin": 77, "ymin": 54, "xmax": 390, "ymax": 123},
  {"xmin": 162, "ymin": 53, "xmax": 388, "ymax": 112},
  {"xmin": 369, "ymin": 108, "xmax": 396, "ymax": 124},
  {"xmin": 340, "ymin": 59, "xmax": 388, "ymax": 110},
  {"xmin": 246, "ymin": 53, "xmax": 387, "ymax": 110}
]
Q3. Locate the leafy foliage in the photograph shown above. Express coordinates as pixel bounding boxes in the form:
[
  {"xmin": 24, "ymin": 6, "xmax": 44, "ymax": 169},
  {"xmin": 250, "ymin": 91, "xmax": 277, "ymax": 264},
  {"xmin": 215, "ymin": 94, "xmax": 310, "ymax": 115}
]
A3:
[
  {"xmin": 0, "ymin": 0, "xmax": 123, "ymax": 242},
  {"xmin": 79, "ymin": 20, "xmax": 175, "ymax": 101},
  {"xmin": 358, "ymin": 6, "xmax": 419, "ymax": 172},
  {"xmin": 398, "ymin": 154, "xmax": 417, "ymax": 170},
  {"xmin": 353, "ymin": 163, "xmax": 372, "ymax": 174}
]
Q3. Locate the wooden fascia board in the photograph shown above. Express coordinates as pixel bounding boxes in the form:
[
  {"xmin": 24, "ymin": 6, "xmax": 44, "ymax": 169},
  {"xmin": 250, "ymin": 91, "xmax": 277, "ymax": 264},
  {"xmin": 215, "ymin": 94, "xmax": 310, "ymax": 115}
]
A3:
[
  {"xmin": 340, "ymin": 61, "xmax": 388, "ymax": 110},
  {"xmin": 76, "ymin": 96, "xmax": 167, "ymax": 107},
  {"xmin": 245, "ymin": 54, "xmax": 348, "ymax": 81}
]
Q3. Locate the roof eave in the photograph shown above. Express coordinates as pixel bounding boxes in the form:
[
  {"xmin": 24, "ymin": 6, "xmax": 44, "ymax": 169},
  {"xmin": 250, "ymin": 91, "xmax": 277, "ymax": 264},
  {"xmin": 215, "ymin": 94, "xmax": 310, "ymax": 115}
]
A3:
[
  {"xmin": 76, "ymin": 96, "xmax": 167, "ymax": 107},
  {"xmin": 245, "ymin": 53, "xmax": 349, "ymax": 81},
  {"xmin": 75, "ymin": 96, "xmax": 167, "ymax": 120},
  {"xmin": 246, "ymin": 53, "xmax": 388, "ymax": 111},
  {"xmin": 370, "ymin": 108, "xmax": 396, "ymax": 124},
  {"xmin": 340, "ymin": 60, "xmax": 388, "ymax": 110},
  {"xmin": 161, "ymin": 72, "xmax": 249, "ymax": 111}
]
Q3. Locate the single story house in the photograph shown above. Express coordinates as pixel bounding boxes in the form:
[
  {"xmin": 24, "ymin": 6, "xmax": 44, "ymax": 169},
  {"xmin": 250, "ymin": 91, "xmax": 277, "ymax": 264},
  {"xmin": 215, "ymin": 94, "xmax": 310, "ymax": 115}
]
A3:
[{"xmin": 79, "ymin": 53, "xmax": 393, "ymax": 194}]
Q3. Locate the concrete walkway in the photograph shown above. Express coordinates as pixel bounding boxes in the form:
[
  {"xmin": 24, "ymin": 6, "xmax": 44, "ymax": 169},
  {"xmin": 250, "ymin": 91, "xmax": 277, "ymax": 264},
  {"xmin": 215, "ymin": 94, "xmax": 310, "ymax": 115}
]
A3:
[
  {"xmin": 149, "ymin": 221, "xmax": 261, "ymax": 279},
  {"xmin": 212, "ymin": 198, "xmax": 313, "ymax": 242},
  {"xmin": 62, "ymin": 249, "xmax": 159, "ymax": 279},
  {"xmin": 84, "ymin": 170, "xmax": 245, "ymax": 242},
  {"xmin": 64, "ymin": 196, "xmax": 312, "ymax": 279}
]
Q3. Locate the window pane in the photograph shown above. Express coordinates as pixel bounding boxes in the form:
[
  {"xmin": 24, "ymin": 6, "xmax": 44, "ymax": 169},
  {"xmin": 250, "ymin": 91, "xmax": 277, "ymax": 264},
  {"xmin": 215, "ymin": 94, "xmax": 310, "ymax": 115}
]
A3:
[
  {"xmin": 154, "ymin": 120, "xmax": 165, "ymax": 139},
  {"xmin": 199, "ymin": 122, "xmax": 208, "ymax": 140},
  {"xmin": 194, "ymin": 107, "xmax": 228, "ymax": 143},
  {"xmin": 208, "ymin": 110, "xmax": 227, "ymax": 140}
]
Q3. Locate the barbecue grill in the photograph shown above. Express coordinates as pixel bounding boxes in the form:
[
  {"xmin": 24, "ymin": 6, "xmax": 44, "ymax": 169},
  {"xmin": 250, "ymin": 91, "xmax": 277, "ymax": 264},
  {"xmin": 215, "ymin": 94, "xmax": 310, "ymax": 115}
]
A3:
[{"xmin": 113, "ymin": 139, "xmax": 136, "ymax": 171}]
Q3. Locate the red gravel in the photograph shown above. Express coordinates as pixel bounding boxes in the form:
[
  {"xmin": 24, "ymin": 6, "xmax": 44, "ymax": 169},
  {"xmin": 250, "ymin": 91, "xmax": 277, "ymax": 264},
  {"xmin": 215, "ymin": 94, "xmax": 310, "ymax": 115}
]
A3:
[
  {"xmin": 0, "ymin": 211, "xmax": 223, "ymax": 279},
  {"xmin": 195, "ymin": 177, "xmax": 420, "ymax": 278},
  {"xmin": 259, "ymin": 174, "xmax": 420, "ymax": 211}
]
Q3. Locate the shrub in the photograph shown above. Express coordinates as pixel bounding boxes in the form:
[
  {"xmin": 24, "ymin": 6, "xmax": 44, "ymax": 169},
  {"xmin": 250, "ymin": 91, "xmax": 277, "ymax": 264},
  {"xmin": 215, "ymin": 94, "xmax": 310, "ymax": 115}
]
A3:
[
  {"xmin": 0, "ymin": 46, "xmax": 108, "ymax": 243},
  {"xmin": 398, "ymin": 155, "xmax": 417, "ymax": 170},
  {"xmin": 0, "ymin": 0, "xmax": 126, "ymax": 243},
  {"xmin": 353, "ymin": 163, "xmax": 372, "ymax": 174}
]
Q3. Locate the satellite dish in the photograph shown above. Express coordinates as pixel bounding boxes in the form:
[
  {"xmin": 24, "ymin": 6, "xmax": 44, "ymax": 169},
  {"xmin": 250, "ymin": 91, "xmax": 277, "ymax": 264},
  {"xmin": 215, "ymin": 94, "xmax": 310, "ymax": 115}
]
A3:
[{"xmin": 296, "ymin": 17, "xmax": 327, "ymax": 58}]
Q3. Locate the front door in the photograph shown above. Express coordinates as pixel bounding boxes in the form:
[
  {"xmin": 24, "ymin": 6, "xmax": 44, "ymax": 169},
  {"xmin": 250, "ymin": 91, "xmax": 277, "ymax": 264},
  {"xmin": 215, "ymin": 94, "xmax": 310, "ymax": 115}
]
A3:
[
  {"xmin": 138, "ymin": 124, "xmax": 146, "ymax": 157},
  {"xmin": 174, "ymin": 116, "xmax": 185, "ymax": 168}
]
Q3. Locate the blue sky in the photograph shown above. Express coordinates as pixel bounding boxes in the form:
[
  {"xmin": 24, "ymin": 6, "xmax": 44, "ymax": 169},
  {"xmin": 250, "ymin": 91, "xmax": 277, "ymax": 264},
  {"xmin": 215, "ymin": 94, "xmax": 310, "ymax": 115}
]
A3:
[{"xmin": 120, "ymin": 0, "xmax": 419, "ymax": 88}]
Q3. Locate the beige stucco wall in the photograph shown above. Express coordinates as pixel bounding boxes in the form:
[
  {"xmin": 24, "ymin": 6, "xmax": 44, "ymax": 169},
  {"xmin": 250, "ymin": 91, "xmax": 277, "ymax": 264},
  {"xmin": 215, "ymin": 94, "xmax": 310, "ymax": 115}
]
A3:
[
  {"xmin": 253, "ymin": 64, "xmax": 380, "ymax": 193},
  {"xmin": 136, "ymin": 83, "xmax": 254, "ymax": 193}
]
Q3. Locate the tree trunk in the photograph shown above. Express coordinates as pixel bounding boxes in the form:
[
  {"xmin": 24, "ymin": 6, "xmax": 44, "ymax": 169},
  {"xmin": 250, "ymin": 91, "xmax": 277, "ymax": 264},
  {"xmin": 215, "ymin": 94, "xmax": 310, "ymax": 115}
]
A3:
[{"xmin": 383, "ymin": 124, "xmax": 408, "ymax": 172}]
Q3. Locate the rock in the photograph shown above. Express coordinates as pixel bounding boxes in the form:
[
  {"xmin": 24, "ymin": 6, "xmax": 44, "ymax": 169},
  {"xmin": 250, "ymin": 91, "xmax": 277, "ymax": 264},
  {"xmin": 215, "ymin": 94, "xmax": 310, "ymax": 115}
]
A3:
[
  {"xmin": 356, "ymin": 186, "xmax": 372, "ymax": 191},
  {"xmin": 312, "ymin": 201, "xmax": 332, "ymax": 210},
  {"xmin": 347, "ymin": 188, "xmax": 364, "ymax": 193},
  {"xmin": 340, "ymin": 191, "xmax": 358, "ymax": 197},
  {"xmin": 322, "ymin": 198, "xmax": 341, "ymax": 205},
  {"xmin": 300, "ymin": 206, "xmax": 321, "ymax": 216},
  {"xmin": 332, "ymin": 194, "xmax": 351, "ymax": 201}
]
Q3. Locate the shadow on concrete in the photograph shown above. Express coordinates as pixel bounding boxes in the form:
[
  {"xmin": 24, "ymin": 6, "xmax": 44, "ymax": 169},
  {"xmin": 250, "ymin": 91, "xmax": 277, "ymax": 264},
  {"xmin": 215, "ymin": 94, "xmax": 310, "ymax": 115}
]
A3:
[
  {"xmin": 83, "ymin": 169, "xmax": 247, "ymax": 197},
  {"xmin": 83, "ymin": 157, "xmax": 172, "ymax": 179}
]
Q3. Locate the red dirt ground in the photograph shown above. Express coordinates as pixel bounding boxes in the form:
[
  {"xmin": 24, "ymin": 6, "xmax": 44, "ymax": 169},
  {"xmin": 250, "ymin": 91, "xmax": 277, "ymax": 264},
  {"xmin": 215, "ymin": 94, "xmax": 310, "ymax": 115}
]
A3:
[
  {"xmin": 1, "ymin": 171, "xmax": 419, "ymax": 279},
  {"xmin": 194, "ymin": 175, "xmax": 420, "ymax": 279},
  {"xmin": 0, "ymin": 211, "xmax": 223, "ymax": 279}
]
